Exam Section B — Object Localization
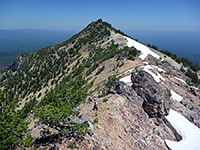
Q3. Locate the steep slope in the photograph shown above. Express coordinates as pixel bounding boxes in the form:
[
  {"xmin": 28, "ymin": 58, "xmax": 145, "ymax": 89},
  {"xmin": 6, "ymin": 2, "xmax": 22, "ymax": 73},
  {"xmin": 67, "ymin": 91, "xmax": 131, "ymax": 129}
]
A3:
[{"xmin": 0, "ymin": 19, "xmax": 200, "ymax": 150}]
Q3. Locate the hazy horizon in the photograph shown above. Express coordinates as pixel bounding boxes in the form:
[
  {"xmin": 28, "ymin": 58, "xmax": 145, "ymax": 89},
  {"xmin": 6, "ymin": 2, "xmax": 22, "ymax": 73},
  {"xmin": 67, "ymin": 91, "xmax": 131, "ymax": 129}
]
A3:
[
  {"xmin": 1, "ymin": 28, "xmax": 200, "ymax": 66},
  {"xmin": 1, "ymin": 0, "xmax": 200, "ymax": 31}
]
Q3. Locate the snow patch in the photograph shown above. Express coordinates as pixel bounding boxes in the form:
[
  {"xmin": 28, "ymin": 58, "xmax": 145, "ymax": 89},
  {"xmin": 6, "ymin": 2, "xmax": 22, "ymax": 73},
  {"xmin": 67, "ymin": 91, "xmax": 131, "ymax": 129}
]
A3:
[
  {"xmin": 190, "ymin": 86, "xmax": 199, "ymax": 91},
  {"xmin": 124, "ymin": 36, "xmax": 161, "ymax": 60},
  {"xmin": 143, "ymin": 61, "xmax": 149, "ymax": 65},
  {"xmin": 119, "ymin": 64, "xmax": 166, "ymax": 84},
  {"xmin": 141, "ymin": 65, "xmax": 165, "ymax": 83},
  {"xmin": 170, "ymin": 90, "xmax": 183, "ymax": 102},
  {"xmin": 124, "ymin": 68, "xmax": 134, "ymax": 74},
  {"xmin": 119, "ymin": 75, "xmax": 131, "ymax": 83},
  {"xmin": 174, "ymin": 77, "xmax": 199, "ymax": 90},
  {"xmin": 174, "ymin": 77, "xmax": 186, "ymax": 84},
  {"xmin": 151, "ymin": 65, "xmax": 166, "ymax": 72},
  {"xmin": 117, "ymin": 68, "xmax": 134, "ymax": 78},
  {"xmin": 156, "ymin": 72, "xmax": 165, "ymax": 81},
  {"xmin": 143, "ymin": 67, "xmax": 160, "ymax": 82},
  {"xmin": 165, "ymin": 109, "xmax": 200, "ymax": 150}
]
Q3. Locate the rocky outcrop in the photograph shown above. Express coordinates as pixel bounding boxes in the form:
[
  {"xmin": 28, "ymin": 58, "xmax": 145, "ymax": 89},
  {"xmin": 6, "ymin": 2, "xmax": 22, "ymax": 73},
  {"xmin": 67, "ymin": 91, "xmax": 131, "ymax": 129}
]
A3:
[
  {"xmin": 32, "ymin": 69, "xmax": 180, "ymax": 149},
  {"xmin": 163, "ymin": 118, "xmax": 182, "ymax": 141},
  {"xmin": 113, "ymin": 81, "xmax": 144, "ymax": 106},
  {"xmin": 171, "ymin": 99, "xmax": 200, "ymax": 128},
  {"xmin": 8, "ymin": 52, "xmax": 32, "ymax": 71},
  {"xmin": 67, "ymin": 91, "xmax": 174, "ymax": 150},
  {"xmin": 131, "ymin": 70, "xmax": 171, "ymax": 119}
]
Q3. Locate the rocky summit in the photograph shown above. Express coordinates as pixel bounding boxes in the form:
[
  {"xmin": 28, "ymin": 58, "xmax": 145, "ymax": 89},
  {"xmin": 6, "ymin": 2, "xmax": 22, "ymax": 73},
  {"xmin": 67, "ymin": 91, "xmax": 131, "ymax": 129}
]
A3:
[{"xmin": 1, "ymin": 19, "xmax": 200, "ymax": 150}]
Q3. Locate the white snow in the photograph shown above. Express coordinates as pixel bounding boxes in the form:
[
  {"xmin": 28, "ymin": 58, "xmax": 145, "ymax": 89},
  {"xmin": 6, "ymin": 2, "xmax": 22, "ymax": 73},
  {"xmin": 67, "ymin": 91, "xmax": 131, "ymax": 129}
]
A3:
[
  {"xmin": 124, "ymin": 68, "xmax": 134, "ymax": 74},
  {"xmin": 141, "ymin": 65, "xmax": 165, "ymax": 83},
  {"xmin": 152, "ymin": 65, "xmax": 166, "ymax": 72},
  {"xmin": 124, "ymin": 36, "xmax": 161, "ymax": 60},
  {"xmin": 119, "ymin": 75, "xmax": 131, "ymax": 83},
  {"xmin": 156, "ymin": 72, "xmax": 165, "ymax": 81},
  {"xmin": 170, "ymin": 89, "xmax": 183, "ymax": 102},
  {"xmin": 165, "ymin": 109, "xmax": 200, "ymax": 150},
  {"xmin": 174, "ymin": 77, "xmax": 186, "ymax": 84},
  {"xmin": 174, "ymin": 77, "xmax": 199, "ymax": 90},
  {"xmin": 117, "ymin": 68, "xmax": 134, "ymax": 78},
  {"xmin": 143, "ymin": 61, "xmax": 149, "ymax": 65},
  {"xmin": 143, "ymin": 67, "xmax": 160, "ymax": 82},
  {"xmin": 190, "ymin": 86, "xmax": 199, "ymax": 91},
  {"xmin": 142, "ymin": 65, "xmax": 153, "ymax": 70},
  {"xmin": 160, "ymin": 58, "xmax": 165, "ymax": 61}
]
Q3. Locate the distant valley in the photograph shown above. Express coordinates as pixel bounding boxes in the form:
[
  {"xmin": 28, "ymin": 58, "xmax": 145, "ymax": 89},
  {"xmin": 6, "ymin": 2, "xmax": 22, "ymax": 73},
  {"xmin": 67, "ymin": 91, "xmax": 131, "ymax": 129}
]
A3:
[
  {"xmin": 1, "ymin": 29, "xmax": 199, "ymax": 69},
  {"xmin": 0, "ymin": 29, "xmax": 76, "ymax": 68}
]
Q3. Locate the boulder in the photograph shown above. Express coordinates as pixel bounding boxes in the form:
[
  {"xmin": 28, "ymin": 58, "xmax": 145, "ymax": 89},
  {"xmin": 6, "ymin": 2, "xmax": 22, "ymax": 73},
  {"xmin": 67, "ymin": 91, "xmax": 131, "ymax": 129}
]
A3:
[
  {"xmin": 131, "ymin": 70, "xmax": 171, "ymax": 118},
  {"xmin": 87, "ymin": 121, "xmax": 96, "ymax": 136},
  {"xmin": 114, "ymin": 81, "xmax": 126, "ymax": 95}
]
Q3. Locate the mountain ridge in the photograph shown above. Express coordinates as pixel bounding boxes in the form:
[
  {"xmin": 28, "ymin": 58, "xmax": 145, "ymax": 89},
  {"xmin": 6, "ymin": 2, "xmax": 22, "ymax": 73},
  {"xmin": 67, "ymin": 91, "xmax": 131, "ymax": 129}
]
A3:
[{"xmin": 0, "ymin": 19, "xmax": 200, "ymax": 150}]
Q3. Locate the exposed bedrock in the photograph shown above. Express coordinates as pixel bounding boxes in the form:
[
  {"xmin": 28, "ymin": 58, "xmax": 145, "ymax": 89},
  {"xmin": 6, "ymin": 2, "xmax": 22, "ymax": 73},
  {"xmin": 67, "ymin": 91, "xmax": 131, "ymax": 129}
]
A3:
[{"xmin": 131, "ymin": 70, "xmax": 171, "ymax": 119}]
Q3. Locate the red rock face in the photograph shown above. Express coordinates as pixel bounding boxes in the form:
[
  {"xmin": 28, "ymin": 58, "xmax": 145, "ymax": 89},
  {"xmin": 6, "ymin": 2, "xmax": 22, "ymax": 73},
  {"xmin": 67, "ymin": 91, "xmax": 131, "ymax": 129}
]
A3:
[{"xmin": 60, "ymin": 89, "xmax": 175, "ymax": 150}]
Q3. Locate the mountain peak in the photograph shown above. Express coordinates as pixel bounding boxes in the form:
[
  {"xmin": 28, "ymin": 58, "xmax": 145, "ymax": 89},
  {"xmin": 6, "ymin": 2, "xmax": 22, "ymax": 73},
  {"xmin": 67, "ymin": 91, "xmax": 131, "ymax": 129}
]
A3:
[{"xmin": 1, "ymin": 19, "xmax": 200, "ymax": 150}]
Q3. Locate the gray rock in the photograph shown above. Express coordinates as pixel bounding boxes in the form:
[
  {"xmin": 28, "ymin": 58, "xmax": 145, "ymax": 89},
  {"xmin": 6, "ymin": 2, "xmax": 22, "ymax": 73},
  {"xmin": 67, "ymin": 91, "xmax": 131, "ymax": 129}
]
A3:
[
  {"xmin": 87, "ymin": 121, "xmax": 96, "ymax": 136},
  {"xmin": 190, "ymin": 87, "xmax": 198, "ymax": 96},
  {"xmin": 114, "ymin": 81, "xmax": 126, "ymax": 94},
  {"xmin": 76, "ymin": 114, "xmax": 90, "ymax": 124},
  {"xmin": 108, "ymin": 87, "xmax": 116, "ymax": 94},
  {"xmin": 163, "ymin": 118, "xmax": 182, "ymax": 141},
  {"xmin": 8, "ymin": 52, "xmax": 32, "ymax": 72},
  {"xmin": 112, "ymin": 81, "xmax": 143, "ymax": 106},
  {"xmin": 131, "ymin": 72, "xmax": 136, "ymax": 83},
  {"xmin": 131, "ymin": 70, "xmax": 171, "ymax": 118}
]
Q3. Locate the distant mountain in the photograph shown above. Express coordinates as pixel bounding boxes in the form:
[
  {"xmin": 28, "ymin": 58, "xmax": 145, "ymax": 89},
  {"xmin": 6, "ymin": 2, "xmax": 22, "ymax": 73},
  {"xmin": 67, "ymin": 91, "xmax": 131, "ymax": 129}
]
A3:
[
  {"xmin": 0, "ymin": 29, "xmax": 76, "ymax": 67},
  {"xmin": 0, "ymin": 19, "xmax": 200, "ymax": 150}
]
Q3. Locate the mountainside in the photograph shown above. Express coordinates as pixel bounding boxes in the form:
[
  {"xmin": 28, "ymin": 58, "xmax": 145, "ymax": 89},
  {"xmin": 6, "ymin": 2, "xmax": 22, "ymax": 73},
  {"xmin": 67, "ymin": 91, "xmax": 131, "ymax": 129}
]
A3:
[{"xmin": 1, "ymin": 19, "xmax": 200, "ymax": 150}]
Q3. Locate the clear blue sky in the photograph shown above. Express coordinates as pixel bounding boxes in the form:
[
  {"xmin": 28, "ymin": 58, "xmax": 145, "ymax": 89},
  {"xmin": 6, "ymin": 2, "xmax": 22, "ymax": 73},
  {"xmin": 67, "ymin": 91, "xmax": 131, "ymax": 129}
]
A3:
[{"xmin": 1, "ymin": 0, "xmax": 200, "ymax": 31}]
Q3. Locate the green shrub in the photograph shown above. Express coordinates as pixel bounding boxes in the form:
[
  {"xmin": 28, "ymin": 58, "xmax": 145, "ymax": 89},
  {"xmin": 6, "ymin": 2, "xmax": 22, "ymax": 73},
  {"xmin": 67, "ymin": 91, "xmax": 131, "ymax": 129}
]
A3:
[
  {"xmin": 96, "ymin": 66, "xmax": 105, "ymax": 75},
  {"xmin": 166, "ymin": 71, "xmax": 171, "ymax": 75},
  {"xmin": 103, "ymin": 98, "xmax": 108, "ymax": 102},
  {"xmin": 127, "ymin": 55, "xmax": 135, "ymax": 61},
  {"xmin": 0, "ymin": 93, "xmax": 32, "ymax": 149},
  {"xmin": 86, "ymin": 64, "xmax": 97, "ymax": 76},
  {"xmin": 180, "ymin": 67, "xmax": 185, "ymax": 73},
  {"xmin": 151, "ymin": 45, "xmax": 158, "ymax": 50},
  {"xmin": 38, "ymin": 92, "xmax": 42, "ymax": 98},
  {"xmin": 68, "ymin": 144, "xmax": 74, "ymax": 149},
  {"xmin": 157, "ymin": 131, "xmax": 160, "ymax": 136},
  {"xmin": 186, "ymin": 69, "xmax": 199, "ymax": 85},
  {"xmin": 93, "ymin": 118, "xmax": 99, "ymax": 123},
  {"xmin": 167, "ymin": 89, "xmax": 172, "ymax": 97},
  {"xmin": 105, "ymin": 76, "xmax": 118, "ymax": 89},
  {"xmin": 119, "ymin": 62, "xmax": 124, "ymax": 67}
]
